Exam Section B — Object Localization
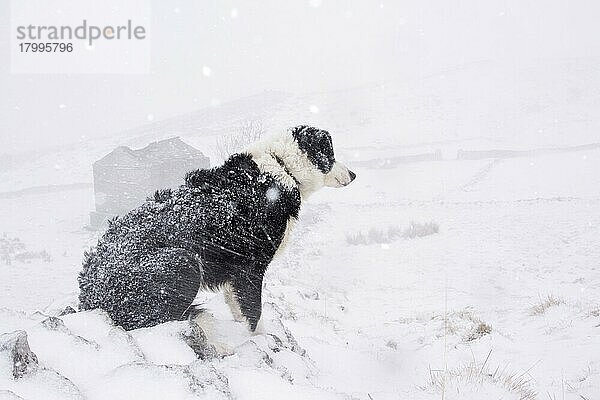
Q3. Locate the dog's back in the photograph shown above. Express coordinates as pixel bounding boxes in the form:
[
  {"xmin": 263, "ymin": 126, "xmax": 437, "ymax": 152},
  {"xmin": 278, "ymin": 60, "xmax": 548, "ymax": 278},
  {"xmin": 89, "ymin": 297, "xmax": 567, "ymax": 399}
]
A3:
[{"xmin": 78, "ymin": 153, "xmax": 300, "ymax": 329}]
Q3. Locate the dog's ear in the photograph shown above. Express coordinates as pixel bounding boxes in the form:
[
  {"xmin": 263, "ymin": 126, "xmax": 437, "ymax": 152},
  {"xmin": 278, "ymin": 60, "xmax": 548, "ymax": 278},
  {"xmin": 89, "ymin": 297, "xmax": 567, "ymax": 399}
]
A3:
[{"xmin": 290, "ymin": 125, "xmax": 335, "ymax": 173}]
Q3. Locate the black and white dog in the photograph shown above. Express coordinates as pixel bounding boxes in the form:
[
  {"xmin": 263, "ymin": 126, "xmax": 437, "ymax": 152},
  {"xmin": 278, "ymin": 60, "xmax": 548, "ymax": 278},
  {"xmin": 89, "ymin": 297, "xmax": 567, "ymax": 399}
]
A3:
[{"xmin": 78, "ymin": 125, "xmax": 355, "ymax": 331}]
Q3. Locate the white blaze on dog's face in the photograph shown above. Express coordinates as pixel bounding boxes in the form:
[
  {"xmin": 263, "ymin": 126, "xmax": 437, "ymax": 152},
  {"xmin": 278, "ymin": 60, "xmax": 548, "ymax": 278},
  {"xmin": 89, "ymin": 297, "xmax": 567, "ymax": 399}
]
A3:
[{"xmin": 289, "ymin": 125, "xmax": 356, "ymax": 195}]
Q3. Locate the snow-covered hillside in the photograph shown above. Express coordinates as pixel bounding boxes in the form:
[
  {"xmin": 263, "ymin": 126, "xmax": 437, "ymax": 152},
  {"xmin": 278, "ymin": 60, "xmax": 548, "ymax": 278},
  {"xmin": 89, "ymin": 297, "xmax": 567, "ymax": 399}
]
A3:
[
  {"xmin": 4, "ymin": 59, "xmax": 600, "ymax": 192},
  {"xmin": 2, "ymin": 76, "xmax": 600, "ymax": 399}
]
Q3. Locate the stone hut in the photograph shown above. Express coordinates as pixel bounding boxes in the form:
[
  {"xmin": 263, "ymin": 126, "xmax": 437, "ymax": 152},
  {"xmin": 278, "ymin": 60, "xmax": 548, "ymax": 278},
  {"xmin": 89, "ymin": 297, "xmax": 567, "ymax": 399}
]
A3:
[{"xmin": 90, "ymin": 137, "xmax": 209, "ymax": 228}]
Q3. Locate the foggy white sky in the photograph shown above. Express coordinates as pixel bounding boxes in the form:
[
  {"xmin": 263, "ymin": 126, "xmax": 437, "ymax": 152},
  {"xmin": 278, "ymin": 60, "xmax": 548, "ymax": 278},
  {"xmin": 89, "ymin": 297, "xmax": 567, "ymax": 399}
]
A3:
[{"xmin": 1, "ymin": 0, "xmax": 599, "ymax": 154}]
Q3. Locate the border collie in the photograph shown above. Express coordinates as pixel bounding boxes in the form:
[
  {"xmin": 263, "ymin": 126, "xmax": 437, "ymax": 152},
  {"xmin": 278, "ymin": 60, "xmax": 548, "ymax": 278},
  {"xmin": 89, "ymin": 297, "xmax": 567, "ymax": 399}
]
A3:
[{"xmin": 78, "ymin": 125, "xmax": 356, "ymax": 331}]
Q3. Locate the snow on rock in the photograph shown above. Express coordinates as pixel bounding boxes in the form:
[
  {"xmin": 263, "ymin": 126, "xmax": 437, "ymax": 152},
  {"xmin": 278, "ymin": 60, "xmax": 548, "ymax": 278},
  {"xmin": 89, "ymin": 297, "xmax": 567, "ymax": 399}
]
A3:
[
  {"xmin": 2, "ymin": 368, "xmax": 84, "ymax": 400},
  {"xmin": 39, "ymin": 317, "xmax": 68, "ymax": 332},
  {"xmin": 0, "ymin": 390, "xmax": 25, "ymax": 400},
  {"xmin": 0, "ymin": 330, "xmax": 84, "ymax": 400},
  {"xmin": 0, "ymin": 331, "xmax": 38, "ymax": 379},
  {"xmin": 87, "ymin": 362, "xmax": 226, "ymax": 400},
  {"xmin": 130, "ymin": 322, "xmax": 197, "ymax": 365},
  {"xmin": 0, "ymin": 304, "xmax": 337, "ymax": 400},
  {"xmin": 181, "ymin": 320, "xmax": 218, "ymax": 360},
  {"xmin": 58, "ymin": 306, "xmax": 77, "ymax": 316}
]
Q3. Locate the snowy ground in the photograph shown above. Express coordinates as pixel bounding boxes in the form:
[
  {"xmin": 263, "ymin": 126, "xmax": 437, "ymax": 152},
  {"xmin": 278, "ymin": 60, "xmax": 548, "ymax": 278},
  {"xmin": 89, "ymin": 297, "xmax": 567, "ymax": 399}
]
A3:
[{"xmin": 2, "ymin": 90, "xmax": 600, "ymax": 399}]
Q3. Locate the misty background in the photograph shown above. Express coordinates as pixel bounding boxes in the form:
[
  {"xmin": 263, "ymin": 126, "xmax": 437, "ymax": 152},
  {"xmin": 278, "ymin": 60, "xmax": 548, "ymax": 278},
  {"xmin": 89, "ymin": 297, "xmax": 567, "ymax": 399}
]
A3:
[
  {"xmin": 1, "ymin": 0, "xmax": 600, "ymax": 155},
  {"xmin": 2, "ymin": 3, "xmax": 600, "ymax": 398}
]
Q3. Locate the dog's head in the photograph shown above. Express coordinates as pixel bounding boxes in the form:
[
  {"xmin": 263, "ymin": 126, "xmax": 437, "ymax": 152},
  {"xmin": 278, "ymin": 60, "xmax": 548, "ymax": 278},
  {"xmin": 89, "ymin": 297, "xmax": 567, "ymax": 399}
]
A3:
[
  {"xmin": 287, "ymin": 125, "xmax": 356, "ymax": 195},
  {"xmin": 247, "ymin": 124, "xmax": 356, "ymax": 198},
  {"xmin": 290, "ymin": 125, "xmax": 355, "ymax": 188}
]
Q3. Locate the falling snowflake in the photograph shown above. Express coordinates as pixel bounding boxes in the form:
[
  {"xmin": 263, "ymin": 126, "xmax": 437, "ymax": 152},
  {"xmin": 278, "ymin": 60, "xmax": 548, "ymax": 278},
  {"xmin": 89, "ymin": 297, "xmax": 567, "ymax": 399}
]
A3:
[
  {"xmin": 309, "ymin": 105, "xmax": 319, "ymax": 114},
  {"xmin": 58, "ymin": 104, "xmax": 67, "ymax": 109},
  {"xmin": 231, "ymin": 8, "xmax": 238, "ymax": 18},
  {"xmin": 147, "ymin": 114, "xmax": 155, "ymax": 122},
  {"xmin": 202, "ymin": 66, "xmax": 212, "ymax": 77},
  {"xmin": 266, "ymin": 187, "xmax": 280, "ymax": 202}
]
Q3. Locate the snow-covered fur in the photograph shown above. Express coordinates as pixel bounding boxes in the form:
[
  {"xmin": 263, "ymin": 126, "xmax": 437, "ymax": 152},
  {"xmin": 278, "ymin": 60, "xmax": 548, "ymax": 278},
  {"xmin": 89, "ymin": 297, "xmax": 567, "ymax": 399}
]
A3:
[{"xmin": 78, "ymin": 125, "xmax": 355, "ymax": 331}]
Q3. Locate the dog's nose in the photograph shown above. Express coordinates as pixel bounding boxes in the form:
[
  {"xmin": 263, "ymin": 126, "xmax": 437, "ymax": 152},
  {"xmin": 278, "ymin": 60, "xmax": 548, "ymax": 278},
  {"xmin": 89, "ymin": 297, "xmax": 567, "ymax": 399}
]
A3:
[{"xmin": 348, "ymin": 170, "xmax": 356, "ymax": 182}]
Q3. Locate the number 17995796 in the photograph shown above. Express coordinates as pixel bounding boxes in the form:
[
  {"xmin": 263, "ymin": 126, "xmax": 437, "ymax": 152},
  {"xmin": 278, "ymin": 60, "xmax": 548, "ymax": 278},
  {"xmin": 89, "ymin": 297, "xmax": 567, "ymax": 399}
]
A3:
[{"xmin": 19, "ymin": 42, "xmax": 73, "ymax": 52}]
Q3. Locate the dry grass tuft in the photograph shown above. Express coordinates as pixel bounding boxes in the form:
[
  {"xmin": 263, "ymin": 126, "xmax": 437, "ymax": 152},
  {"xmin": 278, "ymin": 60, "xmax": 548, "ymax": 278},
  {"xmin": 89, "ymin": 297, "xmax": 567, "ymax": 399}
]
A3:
[
  {"xmin": 426, "ymin": 309, "xmax": 493, "ymax": 343},
  {"xmin": 214, "ymin": 120, "xmax": 265, "ymax": 160},
  {"xmin": 423, "ymin": 361, "xmax": 537, "ymax": 400},
  {"xmin": 346, "ymin": 221, "xmax": 439, "ymax": 246},
  {"xmin": 0, "ymin": 233, "xmax": 52, "ymax": 265},
  {"xmin": 586, "ymin": 307, "xmax": 600, "ymax": 318},
  {"xmin": 529, "ymin": 295, "xmax": 564, "ymax": 316},
  {"xmin": 465, "ymin": 322, "xmax": 493, "ymax": 342}
]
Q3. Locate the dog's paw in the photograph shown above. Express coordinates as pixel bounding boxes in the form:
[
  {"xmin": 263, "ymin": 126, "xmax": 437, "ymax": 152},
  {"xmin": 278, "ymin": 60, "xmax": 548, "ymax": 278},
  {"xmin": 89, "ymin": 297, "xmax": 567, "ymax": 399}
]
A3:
[
  {"xmin": 210, "ymin": 340, "xmax": 235, "ymax": 357},
  {"xmin": 251, "ymin": 318, "xmax": 267, "ymax": 335},
  {"xmin": 232, "ymin": 314, "xmax": 246, "ymax": 323}
]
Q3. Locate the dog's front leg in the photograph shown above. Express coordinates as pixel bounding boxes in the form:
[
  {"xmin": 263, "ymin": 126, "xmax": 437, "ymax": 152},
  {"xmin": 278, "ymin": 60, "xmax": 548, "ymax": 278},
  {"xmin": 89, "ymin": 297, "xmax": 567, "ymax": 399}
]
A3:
[
  {"xmin": 223, "ymin": 282, "xmax": 245, "ymax": 322},
  {"xmin": 231, "ymin": 274, "xmax": 263, "ymax": 332}
]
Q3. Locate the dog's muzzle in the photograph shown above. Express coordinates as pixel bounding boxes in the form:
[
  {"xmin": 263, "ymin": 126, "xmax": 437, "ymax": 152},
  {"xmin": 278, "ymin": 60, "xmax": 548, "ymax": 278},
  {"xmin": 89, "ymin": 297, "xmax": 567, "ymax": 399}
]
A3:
[{"xmin": 324, "ymin": 161, "xmax": 356, "ymax": 188}]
